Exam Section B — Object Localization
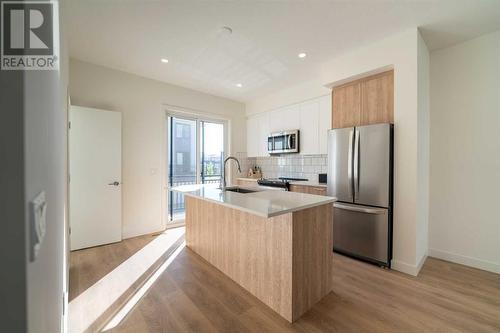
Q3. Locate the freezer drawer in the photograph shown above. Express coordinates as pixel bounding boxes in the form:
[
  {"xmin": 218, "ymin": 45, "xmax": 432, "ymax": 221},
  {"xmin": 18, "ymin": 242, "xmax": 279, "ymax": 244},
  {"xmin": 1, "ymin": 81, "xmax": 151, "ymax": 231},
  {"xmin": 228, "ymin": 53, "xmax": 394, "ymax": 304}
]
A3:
[{"xmin": 333, "ymin": 202, "xmax": 389, "ymax": 265}]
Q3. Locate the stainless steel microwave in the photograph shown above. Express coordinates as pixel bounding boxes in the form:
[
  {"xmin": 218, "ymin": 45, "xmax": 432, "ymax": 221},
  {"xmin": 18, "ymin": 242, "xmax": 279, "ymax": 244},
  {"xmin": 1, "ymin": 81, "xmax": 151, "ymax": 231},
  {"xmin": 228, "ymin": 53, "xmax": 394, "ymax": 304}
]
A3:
[{"xmin": 267, "ymin": 130, "xmax": 299, "ymax": 154}]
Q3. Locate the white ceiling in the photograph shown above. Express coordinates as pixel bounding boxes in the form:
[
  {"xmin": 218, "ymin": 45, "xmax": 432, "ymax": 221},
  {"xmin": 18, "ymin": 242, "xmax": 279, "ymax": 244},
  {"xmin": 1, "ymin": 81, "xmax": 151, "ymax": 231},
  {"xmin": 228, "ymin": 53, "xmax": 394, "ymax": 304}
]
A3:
[{"xmin": 65, "ymin": 0, "xmax": 500, "ymax": 102}]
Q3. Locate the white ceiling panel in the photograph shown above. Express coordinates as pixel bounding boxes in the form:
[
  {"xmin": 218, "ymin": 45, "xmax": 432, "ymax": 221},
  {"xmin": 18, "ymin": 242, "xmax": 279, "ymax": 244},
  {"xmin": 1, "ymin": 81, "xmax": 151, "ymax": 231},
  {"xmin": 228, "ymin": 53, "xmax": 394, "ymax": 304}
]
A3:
[{"xmin": 65, "ymin": 0, "xmax": 500, "ymax": 102}]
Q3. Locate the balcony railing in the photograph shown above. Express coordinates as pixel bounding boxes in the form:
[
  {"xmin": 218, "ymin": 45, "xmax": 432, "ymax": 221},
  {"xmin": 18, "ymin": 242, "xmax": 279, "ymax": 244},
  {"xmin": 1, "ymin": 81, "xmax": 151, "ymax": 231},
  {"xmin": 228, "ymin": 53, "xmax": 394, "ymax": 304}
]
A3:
[{"xmin": 168, "ymin": 175, "xmax": 221, "ymax": 222}]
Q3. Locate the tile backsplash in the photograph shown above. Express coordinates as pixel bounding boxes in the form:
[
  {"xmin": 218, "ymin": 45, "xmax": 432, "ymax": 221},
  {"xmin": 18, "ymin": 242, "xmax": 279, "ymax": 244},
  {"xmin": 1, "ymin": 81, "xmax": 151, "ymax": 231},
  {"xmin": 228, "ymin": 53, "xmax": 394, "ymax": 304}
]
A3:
[{"xmin": 238, "ymin": 153, "xmax": 327, "ymax": 181}]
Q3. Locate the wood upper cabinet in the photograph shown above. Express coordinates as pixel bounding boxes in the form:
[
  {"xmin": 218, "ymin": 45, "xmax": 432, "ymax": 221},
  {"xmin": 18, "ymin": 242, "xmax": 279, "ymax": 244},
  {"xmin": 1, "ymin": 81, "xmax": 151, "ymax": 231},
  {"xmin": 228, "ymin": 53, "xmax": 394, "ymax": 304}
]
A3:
[
  {"xmin": 360, "ymin": 71, "xmax": 394, "ymax": 125},
  {"xmin": 332, "ymin": 82, "xmax": 361, "ymax": 128},
  {"xmin": 332, "ymin": 70, "xmax": 394, "ymax": 129}
]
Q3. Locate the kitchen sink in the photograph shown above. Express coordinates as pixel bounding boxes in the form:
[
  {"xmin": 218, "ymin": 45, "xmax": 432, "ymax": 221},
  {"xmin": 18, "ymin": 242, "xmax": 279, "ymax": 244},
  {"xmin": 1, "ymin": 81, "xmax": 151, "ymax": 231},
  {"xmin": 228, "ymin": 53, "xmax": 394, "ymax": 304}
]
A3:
[{"xmin": 224, "ymin": 186, "xmax": 259, "ymax": 194}]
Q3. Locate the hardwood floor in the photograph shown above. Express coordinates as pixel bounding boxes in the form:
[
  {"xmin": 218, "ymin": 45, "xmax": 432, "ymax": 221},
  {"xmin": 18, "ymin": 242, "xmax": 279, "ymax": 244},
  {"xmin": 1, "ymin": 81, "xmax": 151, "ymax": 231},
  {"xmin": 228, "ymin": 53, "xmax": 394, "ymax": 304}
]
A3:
[
  {"xmin": 69, "ymin": 233, "xmax": 158, "ymax": 301},
  {"xmin": 71, "ymin": 234, "xmax": 500, "ymax": 333}
]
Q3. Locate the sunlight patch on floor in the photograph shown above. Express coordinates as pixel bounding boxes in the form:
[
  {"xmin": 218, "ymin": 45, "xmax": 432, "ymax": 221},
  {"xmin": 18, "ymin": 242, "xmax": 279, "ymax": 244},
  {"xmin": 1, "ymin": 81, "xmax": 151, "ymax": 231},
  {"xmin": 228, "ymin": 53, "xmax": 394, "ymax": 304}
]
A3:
[
  {"xmin": 102, "ymin": 241, "xmax": 186, "ymax": 331},
  {"xmin": 68, "ymin": 227, "xmax": 185, "ymax": 333}
]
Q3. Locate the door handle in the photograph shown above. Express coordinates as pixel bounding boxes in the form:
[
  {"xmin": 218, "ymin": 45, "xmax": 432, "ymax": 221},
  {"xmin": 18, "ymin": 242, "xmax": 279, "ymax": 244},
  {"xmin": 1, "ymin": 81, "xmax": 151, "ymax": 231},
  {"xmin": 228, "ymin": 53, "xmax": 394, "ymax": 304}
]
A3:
[
  {"xmin": 353, "ymin": 129, "xmax": 360, "ymax": 200},
  {"xmin": 347, "ymin": 129, "xmax": 354, "ymax": 199},
  {"xmin": 108, "ymin": 181, "xmax": 120, "ymax": 186},
  {"xmin": 334, "ymin": 202, "xmax": 386, "ymax": 214}
]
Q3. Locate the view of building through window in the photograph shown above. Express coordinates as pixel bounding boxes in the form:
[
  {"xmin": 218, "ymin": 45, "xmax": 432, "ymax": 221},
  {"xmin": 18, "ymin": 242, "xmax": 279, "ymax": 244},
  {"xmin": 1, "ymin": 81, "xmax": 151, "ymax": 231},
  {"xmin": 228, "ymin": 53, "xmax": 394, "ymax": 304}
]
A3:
[
  {"xmin": 201, "ymin": 121, "xmax": 224, "ymax": 183},
  {"xmin": 167, "ymin": 116, "xmax": 225, "ymax": 223}
]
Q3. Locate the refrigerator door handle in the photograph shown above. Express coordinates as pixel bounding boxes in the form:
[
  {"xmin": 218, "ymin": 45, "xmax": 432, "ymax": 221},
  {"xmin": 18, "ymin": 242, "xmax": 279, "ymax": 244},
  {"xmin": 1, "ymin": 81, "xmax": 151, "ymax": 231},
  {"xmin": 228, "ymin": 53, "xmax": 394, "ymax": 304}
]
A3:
[
  {"xmin": 353, "ymin": 129, "xmax": 360, "ymax": 200},
  {"xmin": 347, "ymin": 129, "xmax": 354, "ymax": 199},
  {"xmin": 334, "ymin": 202, "xmax": 386, "ymax": 215}
]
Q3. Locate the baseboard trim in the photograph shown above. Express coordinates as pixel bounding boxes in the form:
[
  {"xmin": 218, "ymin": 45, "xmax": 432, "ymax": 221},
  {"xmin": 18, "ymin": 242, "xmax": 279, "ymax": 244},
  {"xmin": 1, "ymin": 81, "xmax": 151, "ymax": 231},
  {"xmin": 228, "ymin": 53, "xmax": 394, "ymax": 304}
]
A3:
[
  {"xmin": 122, "ymin": 224, "xmax": 165, "ymax": 240},
  {"xmin": 429, "ymin": 248, "xmax": 500, "ymax": 274},
  {"xmin": 416, "ymin": 253, "xmax": 428, "ymax": 275},
  {"xmin": 391, "ymin": 254, "xmax": 427, "ymax": 276},
  {"xmin": 391, "ymin": 260, "xmax": 417, "ymax": 276}
]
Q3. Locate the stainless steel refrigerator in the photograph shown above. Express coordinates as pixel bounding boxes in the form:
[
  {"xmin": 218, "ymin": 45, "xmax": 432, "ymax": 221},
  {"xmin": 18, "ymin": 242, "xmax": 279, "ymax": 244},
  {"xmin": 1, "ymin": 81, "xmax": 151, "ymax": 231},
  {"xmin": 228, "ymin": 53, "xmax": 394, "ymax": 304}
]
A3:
[{"xmin": 327, "ymin": 123, "xmax": 393, "ymax": 267}]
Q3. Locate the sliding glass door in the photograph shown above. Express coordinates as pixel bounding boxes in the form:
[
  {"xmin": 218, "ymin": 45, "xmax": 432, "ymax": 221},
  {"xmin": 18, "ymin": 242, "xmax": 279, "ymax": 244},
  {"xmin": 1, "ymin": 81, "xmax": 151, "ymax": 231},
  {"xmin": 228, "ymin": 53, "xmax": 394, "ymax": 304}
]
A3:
[
  {"xmin": 167, "ymin": 117, "xmax": 197, "ymax": 223},
  {"xmin": 200, "ymin": 121, "xmax": 224, "ymax": 184},
  {"xmin": 166, "ymin": 114, "xmax": 225, "ymax": 226}
]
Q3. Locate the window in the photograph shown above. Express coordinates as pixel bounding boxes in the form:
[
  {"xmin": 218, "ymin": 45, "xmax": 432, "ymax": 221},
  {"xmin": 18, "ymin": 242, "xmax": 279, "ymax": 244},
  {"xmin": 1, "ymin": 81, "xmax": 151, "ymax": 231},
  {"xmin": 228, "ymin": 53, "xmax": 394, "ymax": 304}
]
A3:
[
  {"xmin": 166, "ymin": 115, "xmax": 226, "ymax": 225},
  {"xmin": 176, "ymin": 152, "xmax": 183, "ymax": 165}
]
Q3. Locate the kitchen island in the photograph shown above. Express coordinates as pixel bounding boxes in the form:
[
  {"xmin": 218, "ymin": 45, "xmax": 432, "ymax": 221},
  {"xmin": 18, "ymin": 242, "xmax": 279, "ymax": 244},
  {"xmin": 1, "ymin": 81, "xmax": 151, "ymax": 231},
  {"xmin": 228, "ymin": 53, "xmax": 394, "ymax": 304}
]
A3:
[{"xmin": 172, "ymin": 184, "xmax": 336, "ymax": 322}]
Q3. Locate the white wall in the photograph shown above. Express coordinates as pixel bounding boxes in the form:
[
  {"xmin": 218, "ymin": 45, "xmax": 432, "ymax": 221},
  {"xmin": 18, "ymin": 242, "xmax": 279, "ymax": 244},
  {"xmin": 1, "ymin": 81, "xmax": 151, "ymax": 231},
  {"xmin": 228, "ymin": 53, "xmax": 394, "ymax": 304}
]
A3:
[
  {"xmin": 429, "ymin": 30, "xmax": 500, "ymax": 274},
  {"xmin": 0, "ymin": 12, "xmax": 28, "ymax": 333},
  {"xmin": 69, "ymin": 59, "xmax": 246, "ymax": 238},
  {"xmin": 25, "ymin": 1, "xmax": 69, "ymax": 332},
  {"xmin": 247, "ymin": 29, "xmax": 429, "ymax": 276},
  {"xmin": 416, "ymin": 32, "xmax": 430, "ymax": 269}
]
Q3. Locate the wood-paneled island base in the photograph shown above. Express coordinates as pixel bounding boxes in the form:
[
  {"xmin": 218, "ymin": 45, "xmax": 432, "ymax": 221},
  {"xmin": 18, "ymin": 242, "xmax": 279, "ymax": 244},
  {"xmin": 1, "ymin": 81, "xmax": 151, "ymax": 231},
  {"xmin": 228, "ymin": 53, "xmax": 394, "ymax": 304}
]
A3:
[{"xmin": 184, "ymin": 195, "xmax": 333, "ymax": 322}]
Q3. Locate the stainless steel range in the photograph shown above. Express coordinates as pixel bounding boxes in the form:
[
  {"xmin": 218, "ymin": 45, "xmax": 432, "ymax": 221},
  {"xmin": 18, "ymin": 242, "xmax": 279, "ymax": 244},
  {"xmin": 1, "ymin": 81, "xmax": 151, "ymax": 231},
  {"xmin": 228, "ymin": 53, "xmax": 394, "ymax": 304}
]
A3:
[
  {"xmin": 257, "ymin": 177, "xmax": 309, "ymax": 191},
  {"xmin": 257, "ymin": 178, "xmax": 289, "ymax": 191}
]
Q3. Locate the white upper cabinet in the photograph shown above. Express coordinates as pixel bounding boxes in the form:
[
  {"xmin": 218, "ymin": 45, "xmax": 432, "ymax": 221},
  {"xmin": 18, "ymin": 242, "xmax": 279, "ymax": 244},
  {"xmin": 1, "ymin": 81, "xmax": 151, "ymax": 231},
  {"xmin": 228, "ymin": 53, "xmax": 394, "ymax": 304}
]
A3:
[
  {"xmin": 247, "ymin": 95, "xmax": 331, "ymax": 157},
  {"xmin": 246, "ymin": 115, "xmax": 259, "ymax": 157},
  {"xmin": 257, "ymin": 112, "xmax": 269, "ymax": 157},
  {"xmin": 318, "ymin": 95, "xmax": 332, "ymax": 155},
  {"xmin": 269, "ymin": 104, "xmax": 300, "ymax": 133},
  {"xmin": 246, "ymin": 112, "xmax": 269, "ymax": 157},
  {"xmin": 299, "ymin": 99, "xmax": 320, "ymax": 155}
]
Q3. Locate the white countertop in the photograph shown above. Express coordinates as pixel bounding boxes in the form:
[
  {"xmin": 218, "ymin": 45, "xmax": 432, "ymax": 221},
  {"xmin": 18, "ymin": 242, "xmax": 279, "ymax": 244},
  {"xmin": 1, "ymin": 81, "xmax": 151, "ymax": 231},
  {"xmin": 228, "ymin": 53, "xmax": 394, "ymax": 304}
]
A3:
[{"xmin": 171, "ymin": 184, "xmax": 336, "ymax": 218}]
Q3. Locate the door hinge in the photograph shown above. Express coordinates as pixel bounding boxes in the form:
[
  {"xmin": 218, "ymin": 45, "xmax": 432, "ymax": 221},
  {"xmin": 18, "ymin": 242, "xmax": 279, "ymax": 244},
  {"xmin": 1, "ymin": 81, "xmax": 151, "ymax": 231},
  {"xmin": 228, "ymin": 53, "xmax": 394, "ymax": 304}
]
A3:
[{"xmin": 68, "ymin": 121, "xmax": 71, "ymax": 129}]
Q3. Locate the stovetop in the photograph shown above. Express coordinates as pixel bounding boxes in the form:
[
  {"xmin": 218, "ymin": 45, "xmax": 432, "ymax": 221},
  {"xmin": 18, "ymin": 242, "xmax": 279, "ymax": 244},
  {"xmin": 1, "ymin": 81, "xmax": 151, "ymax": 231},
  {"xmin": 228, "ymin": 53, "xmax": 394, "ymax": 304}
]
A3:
[
  {"xmin": 257, "ymin": 178, "xmax": 288, "ymax": 188},
  {"xmin": 278, "ymin": 177, "xmax": 308, "ymax": 181},
  {"xmin": 257, "ymin": 177, "xmax": 309, "ymax": 189}
]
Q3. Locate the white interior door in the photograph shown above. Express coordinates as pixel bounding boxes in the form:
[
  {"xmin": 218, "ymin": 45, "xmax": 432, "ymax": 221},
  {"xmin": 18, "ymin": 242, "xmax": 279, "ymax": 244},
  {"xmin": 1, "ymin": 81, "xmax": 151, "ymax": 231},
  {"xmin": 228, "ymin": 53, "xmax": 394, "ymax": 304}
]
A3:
[{"xmin": 70, "ymin": 106, "xmax": 122, "ymax": 250}]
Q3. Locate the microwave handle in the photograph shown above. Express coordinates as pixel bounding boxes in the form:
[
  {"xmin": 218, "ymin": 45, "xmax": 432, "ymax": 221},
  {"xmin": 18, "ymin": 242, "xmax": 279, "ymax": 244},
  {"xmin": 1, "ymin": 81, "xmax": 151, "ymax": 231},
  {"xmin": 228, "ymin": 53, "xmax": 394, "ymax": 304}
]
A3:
[{"xmin": 287, "ymin": 134, "xmax": 292, "ymax": 149}]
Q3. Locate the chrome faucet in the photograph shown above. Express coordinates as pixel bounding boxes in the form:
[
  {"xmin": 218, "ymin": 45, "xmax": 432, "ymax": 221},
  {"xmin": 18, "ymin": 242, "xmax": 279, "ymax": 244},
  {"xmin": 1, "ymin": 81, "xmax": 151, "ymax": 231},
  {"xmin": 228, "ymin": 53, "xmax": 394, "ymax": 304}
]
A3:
[{"xmin": 221, "ymin": 156, "xmax": 241, "ymax": 190}]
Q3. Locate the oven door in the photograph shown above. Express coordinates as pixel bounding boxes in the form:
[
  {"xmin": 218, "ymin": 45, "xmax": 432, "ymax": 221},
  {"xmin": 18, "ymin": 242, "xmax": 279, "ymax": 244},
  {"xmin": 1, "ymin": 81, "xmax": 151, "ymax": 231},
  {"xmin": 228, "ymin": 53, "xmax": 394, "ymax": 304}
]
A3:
[{"xmin": 257, "ymin": 185, "xmax": 287, "ymax": 191}]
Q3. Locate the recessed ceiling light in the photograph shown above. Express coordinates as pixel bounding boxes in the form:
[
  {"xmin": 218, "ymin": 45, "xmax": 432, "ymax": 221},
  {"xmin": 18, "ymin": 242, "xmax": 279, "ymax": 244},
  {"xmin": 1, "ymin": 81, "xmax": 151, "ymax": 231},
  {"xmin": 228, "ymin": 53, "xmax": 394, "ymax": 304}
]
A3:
[
  {"xmin": 236, "ymin": 83, "xmax": 243, "ymax": 88},
  {"xmin": 161, "ymin": 58, "xmax": 169, "ymax": 63},
  {"xmin": 298, "ymin": 52, "xmax": 307, "ymax": 58}
]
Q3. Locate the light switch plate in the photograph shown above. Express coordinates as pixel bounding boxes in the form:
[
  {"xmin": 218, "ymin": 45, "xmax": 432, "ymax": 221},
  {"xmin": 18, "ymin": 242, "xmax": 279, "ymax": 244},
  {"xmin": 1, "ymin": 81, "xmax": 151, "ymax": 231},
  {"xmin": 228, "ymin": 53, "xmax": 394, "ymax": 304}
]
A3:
[{"xmin": 30, "ymin": 191, "xmax": 47, "ymax": 262}]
